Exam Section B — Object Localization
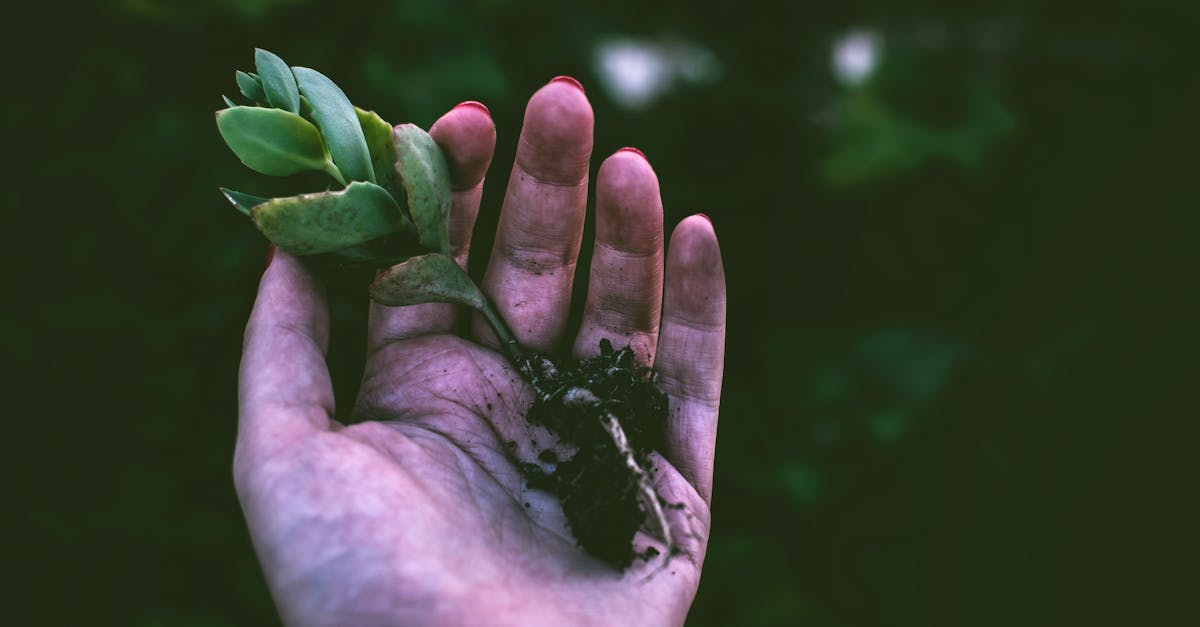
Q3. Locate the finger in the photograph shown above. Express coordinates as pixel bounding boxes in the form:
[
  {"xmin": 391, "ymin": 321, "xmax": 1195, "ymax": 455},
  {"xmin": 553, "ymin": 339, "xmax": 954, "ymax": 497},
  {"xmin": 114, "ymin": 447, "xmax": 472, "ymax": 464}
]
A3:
[
  {"xmin": 474, "ymin": 77, "xmax": 593, "ymax": 352},
  {"xmin": 238, "ymin": 249, "xmax": 335, "ymax": 455},
  {"xmin": 365, "ymin": 102, "xmax": 496, "ymax": 353},
  {"xmin": 654, "ymin": 216, "xmax": 726, "ymax": 504},
  {"xmin": 572, "ymin": 147, "xmax": 664, "ymax": 365},
  {"xmin": 437, "ymin": 102, "xmax": 497, "ymax": 262}
]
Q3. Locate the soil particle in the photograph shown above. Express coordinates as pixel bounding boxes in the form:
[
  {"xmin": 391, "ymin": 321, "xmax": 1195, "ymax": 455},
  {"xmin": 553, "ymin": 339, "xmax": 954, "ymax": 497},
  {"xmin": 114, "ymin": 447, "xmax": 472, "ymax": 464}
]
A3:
[{"xmin": 636, "ymin": 546, "xmax": 661, "ymax": 561}]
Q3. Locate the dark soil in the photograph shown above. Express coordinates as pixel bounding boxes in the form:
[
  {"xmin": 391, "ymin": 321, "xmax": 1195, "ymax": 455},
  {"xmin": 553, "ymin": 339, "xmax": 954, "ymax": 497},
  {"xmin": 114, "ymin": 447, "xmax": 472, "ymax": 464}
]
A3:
[{"xmin": 515, "ymin": 339, "xmax": 671, "ymax": 569}]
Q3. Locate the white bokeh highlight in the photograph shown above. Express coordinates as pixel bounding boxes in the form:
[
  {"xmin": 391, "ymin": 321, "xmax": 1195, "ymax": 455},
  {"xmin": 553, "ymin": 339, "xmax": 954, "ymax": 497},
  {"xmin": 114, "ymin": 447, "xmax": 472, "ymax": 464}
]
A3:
[
  {"xmin": 594, "ymin": 38, "xmax": 722, "ymax": 110},
  {"xmin": 832, "ymin": 30, "xmax": 882, "ymax": 86}
]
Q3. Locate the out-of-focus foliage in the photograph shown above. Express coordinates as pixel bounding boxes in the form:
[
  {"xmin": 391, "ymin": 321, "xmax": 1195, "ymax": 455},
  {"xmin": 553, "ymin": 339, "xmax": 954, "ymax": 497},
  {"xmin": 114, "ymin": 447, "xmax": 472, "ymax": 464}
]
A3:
[{"xmin": 7, "ymin": 0, "xmax": 1194, "ymax": 625}]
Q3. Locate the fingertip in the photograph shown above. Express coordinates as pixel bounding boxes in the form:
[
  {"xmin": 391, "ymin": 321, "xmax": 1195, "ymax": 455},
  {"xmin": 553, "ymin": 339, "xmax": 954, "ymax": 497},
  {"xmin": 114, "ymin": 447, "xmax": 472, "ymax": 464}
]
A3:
[
  {"xmin": 429, "ymin": 104, "xmax": 497, "ymax": 191},
  {"xmin": 253, "ymin": 250, "xmax": 329, "ymax": 343},
  {"xmin": 549, "ymin": 75, "xmax": 585, "ymax": 93},
  {"xmin": 665, "ymin": 215, "xmax": 725, "ymax": 324},
  {"xmin": 601, "ymin": 146, "xmax": 653, "ymax": 173},
  {"xmin": 518, "ymin": 79, "xmax": 594, "ymax": 183},
  {"xmin": 598, "ymin": 147, "xmax": 660, "ymax": 196},
  {"xmin": 669, "ymin": 215, "xmax": 722, "ymax": 269},
  {"xmin": 260, "ymin": 247, "xmax": 302, "ymax": 284},
  {"xmin": 676, "ymin": 212, "xmax": 717, "ymax": 235},
  {"xmin": 616, "ymin": 145, "xmax": 646, "ymax": 160},
  {"xmin": 527, "ymin": 77, "xmax": 592, "ymax": 128},
  {"xmin": 452, "ymin": 100, "xmax": 491, "ymax": 117},
  {"xmin": 596, "ymin": 149, "xmax": 664, "ymax": 250}
]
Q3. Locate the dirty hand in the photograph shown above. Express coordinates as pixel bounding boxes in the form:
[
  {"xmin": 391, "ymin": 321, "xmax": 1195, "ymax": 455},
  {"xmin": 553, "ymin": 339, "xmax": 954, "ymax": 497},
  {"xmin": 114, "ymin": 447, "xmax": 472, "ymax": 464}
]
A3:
[{"xmin": 234, "ymin": 77, "xmax": 726, "ymax": 626}]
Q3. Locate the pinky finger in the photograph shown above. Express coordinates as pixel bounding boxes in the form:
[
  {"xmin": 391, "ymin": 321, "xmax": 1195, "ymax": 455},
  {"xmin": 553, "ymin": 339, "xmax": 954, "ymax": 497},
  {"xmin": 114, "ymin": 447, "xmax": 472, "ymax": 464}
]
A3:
[{"xmin": 653, "ymin": 215, "xmax": 726, "ymax": 505}]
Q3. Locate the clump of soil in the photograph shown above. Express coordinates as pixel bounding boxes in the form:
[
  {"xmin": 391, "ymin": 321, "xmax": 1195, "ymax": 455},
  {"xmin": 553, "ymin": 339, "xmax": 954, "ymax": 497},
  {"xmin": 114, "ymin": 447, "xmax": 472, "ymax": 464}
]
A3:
[{"xmin": 515, "ymin": 339, "xmax": 671, "ymax": 569}]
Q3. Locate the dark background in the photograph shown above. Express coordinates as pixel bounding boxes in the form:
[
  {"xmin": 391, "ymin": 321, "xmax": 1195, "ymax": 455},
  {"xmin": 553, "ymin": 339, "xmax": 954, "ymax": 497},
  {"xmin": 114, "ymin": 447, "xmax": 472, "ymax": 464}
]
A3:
[{"xmin": 6, "ymin": 0, "xmax": 1195, "ymax": 625}]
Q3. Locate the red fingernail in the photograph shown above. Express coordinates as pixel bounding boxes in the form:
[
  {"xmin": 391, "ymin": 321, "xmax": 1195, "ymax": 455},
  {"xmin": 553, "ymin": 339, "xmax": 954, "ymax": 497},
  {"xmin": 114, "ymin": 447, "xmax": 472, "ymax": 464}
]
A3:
[
  {"xmin": 454, "ymin": 100, "xmax": 491, "ymax": 117},
  {"xmin": 264, "ymin": 244, "xmax": 275, "ymax": 270},
  {"xmin": 549, "ymin": 75, "xmax": 585, "ymax": 93},
  {"xmin": 617, "ymin": 146, "xmax": 647, "ymax": 159},
  {"xmin": 696, "ymin": 213, "xmax": 713, "ymax": 226}
]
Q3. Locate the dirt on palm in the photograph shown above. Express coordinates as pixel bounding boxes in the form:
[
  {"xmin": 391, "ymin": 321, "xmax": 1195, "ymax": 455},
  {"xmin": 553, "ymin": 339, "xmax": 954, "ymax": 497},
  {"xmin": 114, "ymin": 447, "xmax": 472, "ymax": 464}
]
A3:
[{"xmin": 515, "ymin": 339, "xmax": 672, "ymax": 569}]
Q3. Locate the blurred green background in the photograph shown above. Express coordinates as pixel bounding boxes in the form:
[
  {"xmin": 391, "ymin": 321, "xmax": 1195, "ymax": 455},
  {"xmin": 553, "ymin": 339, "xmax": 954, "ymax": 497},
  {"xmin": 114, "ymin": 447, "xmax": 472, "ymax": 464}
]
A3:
[{"xmin": 7, "ymin": 0, "xmax": 1195, "ymax": 625}]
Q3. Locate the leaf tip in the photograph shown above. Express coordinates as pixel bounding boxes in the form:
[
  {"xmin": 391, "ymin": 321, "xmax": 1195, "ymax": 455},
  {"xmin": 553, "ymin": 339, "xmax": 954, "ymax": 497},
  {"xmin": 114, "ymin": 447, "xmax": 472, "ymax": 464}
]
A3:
[{"xmin": 219, "ymin": 188, "xmax": 253, "ymax": 216}]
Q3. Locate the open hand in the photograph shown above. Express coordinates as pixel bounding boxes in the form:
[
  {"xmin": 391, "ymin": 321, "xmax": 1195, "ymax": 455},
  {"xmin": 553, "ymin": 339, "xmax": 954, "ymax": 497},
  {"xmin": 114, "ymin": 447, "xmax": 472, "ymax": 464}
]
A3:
[{"xmin": 234, "ymin": 77, "xmax": 726, "ymax": 626}]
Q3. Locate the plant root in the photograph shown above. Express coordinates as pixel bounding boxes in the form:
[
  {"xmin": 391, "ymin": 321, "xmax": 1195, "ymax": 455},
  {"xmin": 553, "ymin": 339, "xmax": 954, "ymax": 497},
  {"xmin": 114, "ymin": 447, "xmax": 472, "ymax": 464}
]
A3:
[
  {"xmin": 515, "ymin": 340, "xmax": 675, "ymax": 569},
  {"xmin": 597, "ymin": 409, "xmax": 674, "ymax": 554}
]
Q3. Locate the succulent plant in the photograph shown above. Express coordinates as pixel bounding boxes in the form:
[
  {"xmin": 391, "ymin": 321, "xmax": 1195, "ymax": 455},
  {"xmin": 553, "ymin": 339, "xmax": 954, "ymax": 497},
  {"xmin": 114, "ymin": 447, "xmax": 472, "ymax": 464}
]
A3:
[
  {"xmin": 217, "ymin": 48, "xmax": 521, "ymax": 360},
  {"xmin": 218, "ymin": 51, "xmax": 676, "ymax": 568}
]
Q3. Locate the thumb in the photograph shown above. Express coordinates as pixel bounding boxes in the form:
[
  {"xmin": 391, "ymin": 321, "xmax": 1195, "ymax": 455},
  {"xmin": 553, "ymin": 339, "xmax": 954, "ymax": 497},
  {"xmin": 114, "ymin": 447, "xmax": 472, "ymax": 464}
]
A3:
[{"xmin": 237, "ymin": 248, "xmax": 335, "ymax": 459}]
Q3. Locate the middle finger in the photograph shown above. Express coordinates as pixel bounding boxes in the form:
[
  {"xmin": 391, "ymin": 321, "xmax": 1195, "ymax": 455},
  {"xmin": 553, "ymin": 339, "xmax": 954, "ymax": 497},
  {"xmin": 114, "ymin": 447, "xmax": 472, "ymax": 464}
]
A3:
[{"xmin": 474, "ymin": 77, "xmax": 593, "ymax": 353}]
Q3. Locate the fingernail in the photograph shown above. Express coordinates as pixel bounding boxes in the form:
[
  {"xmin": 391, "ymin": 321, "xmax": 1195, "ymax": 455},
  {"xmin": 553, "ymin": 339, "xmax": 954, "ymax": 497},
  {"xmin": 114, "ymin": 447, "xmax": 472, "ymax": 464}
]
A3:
[
  {"xmin": 264, "ymin": 244, "xmax": 275, "ymax": 270},
  {"xmin": 454, "ymin": 100, "xmax": 491, "ymax": 117},
  {"xmin": 617, "ymin": 146, "xmax": 647, "ymax": 159},
  {"xmin": 696, "ymin": 213, "xmax": 713, "ymax": 226},
  {"xmin": 549, "ymin": 75, "xmax": 585, "ymax": 93}
]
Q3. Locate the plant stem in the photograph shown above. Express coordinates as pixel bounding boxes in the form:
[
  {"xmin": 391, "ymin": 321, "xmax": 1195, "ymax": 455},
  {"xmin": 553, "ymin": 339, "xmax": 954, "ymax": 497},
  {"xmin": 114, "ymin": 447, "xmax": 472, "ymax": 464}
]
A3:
[{"xmin": 478, "ymin": 296, "xmax": 523, "ymax": 363}]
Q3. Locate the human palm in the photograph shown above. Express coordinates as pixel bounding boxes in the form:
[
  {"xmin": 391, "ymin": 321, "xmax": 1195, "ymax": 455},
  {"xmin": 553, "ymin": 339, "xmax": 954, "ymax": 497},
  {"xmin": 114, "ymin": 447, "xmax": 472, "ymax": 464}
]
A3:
[{"xmin": 235, "ymin": 78, "xmax": 726, "ymax": 626}]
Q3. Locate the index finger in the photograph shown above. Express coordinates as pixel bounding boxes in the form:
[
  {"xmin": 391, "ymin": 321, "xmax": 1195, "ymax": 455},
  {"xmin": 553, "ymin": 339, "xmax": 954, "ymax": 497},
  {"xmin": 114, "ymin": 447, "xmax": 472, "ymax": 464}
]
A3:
[{"xmin": 363, "ymin": 102, "xmax": 496, "ymax": 354}]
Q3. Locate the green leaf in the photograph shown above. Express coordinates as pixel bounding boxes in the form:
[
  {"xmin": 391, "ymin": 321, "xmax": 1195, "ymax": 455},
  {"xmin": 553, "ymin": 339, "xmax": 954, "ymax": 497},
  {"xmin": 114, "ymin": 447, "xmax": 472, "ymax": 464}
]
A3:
[
  {"xmin": 251, "ymin": 181, "xmax": 408, "ymax": 255},
  {"xmin": 219, "ymin": 187, "xmax": 269, "ymax": 216},
  {"xmin": 235, "ymin": 70, "xmax": 266, "ymax": 103},
  {"xmin": 369, "ymin": 253, "xmax": 484, "ymax": 309},
  {"xmin": 216, "ymin": 106, "xmax": 329, "ymax": 176},
  {"xmin": 393, "ymin": 124, "xmax": 452, "ymax": 253},
  {"xmin": 331, "ymin": 244, "xmax": 381, "ymax": 262},
  {"xmin": 354, "ymin": 107, "xmax": 404, "ymax": 201},
  {"xmin": 293, "ymin": 66, "xmax": 375, "ymax": 183},
  {"xmin": 221, "ymin": 95, "xmax": 237, "ymax": 108},
  {"xmin": 333, "ymin": 234, "xmax": 418, "ymax": 265},
  {"xmin": 254, "ymin": 48, "xmax": 299, "ymax": 114}
]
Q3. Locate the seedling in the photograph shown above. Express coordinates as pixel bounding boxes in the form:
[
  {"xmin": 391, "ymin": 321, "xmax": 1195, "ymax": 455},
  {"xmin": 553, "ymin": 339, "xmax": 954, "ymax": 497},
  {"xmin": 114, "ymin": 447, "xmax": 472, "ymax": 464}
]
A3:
[{"xmin": 217, "ymin": 50, "xmax": 678, "ymax": 568}]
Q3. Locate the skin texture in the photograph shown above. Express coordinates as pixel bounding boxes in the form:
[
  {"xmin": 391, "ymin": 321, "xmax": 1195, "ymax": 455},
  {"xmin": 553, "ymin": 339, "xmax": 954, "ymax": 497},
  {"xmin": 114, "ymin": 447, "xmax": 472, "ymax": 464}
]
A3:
[{"xmin": 235, "ymin": 78, "xmax": 727, "ymax": 627}]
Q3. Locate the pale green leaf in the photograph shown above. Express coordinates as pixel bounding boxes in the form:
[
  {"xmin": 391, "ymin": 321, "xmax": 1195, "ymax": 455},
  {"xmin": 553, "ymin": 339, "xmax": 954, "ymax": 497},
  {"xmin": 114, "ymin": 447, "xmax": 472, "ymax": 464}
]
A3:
[
  {"xmin": 393, "ymin": 124, "xmax": 451, "ymax": 253},
  {"xmin": 251, "ymin": 181, "xmax": 408, "ymax": 255},
  {"xmin": 216, "ymin": 106, "xmax": 328, "ymax": 176},
  {"xmin": 235, "ymin": 70, "xmax": 266, "ymax": 103},
  {"xmin": 254, "ymin": 48, "xmax": 299, "ymax": 114},
  {"xmin": 219, "ymin": 187, "xmax": 269, "ymax": 216},
  {"xmin": 293, "ymin": 66, "xmax": 375, "ymax": 183},
  {"xmin": 354, "ymin": 107, "xmax": 404, "ymax": 202},
  {"xmin": 369, "ymin": 253, "xmax": 484, "ymax": 309}
]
